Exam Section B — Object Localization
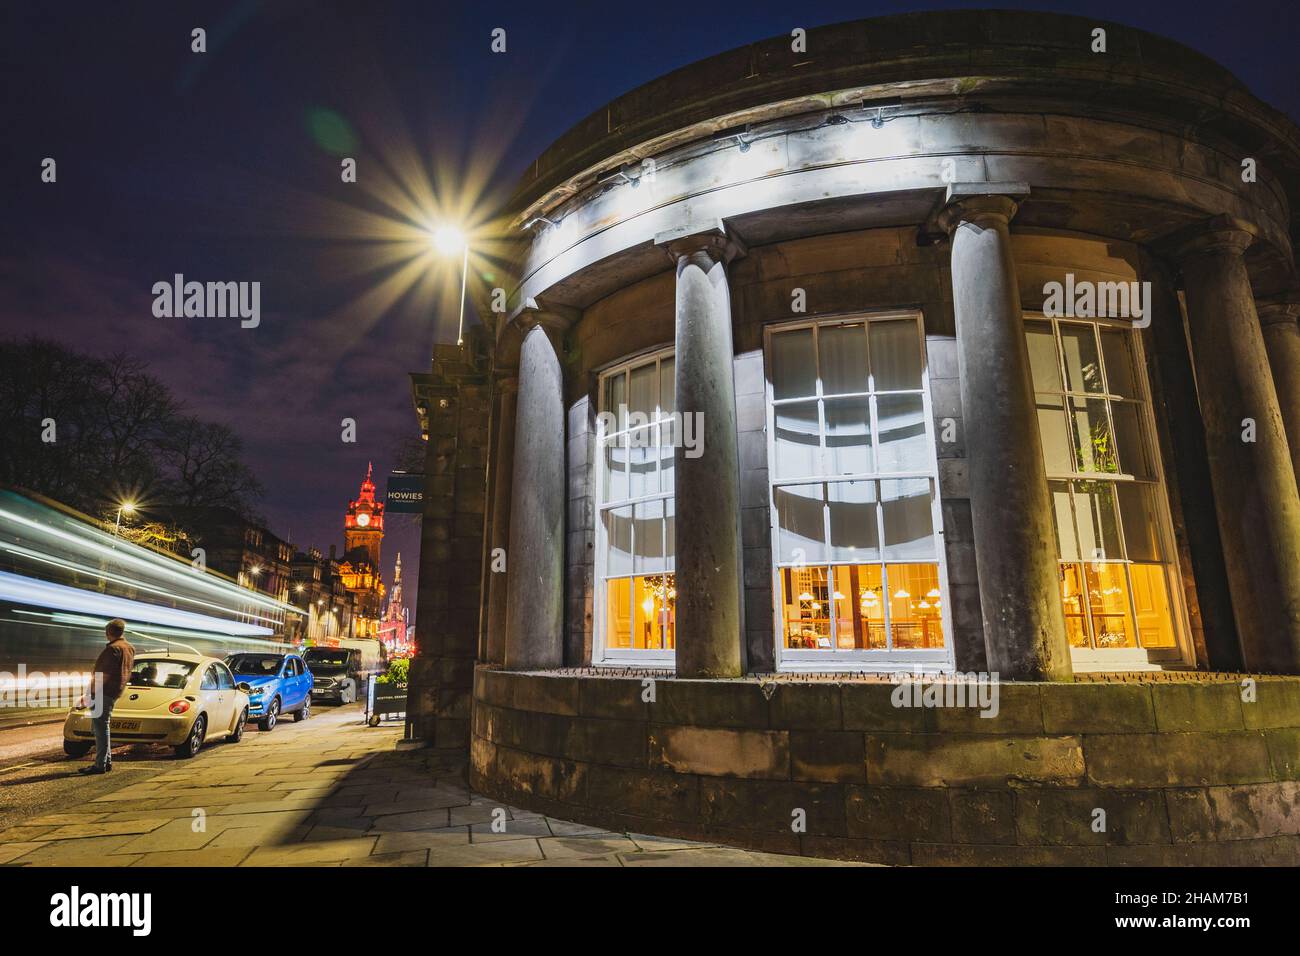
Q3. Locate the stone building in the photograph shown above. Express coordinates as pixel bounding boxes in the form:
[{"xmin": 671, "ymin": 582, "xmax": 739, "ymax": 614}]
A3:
[{"xmin": 413, "ymin": 11, "xmax": 1300, "ymax": 863}]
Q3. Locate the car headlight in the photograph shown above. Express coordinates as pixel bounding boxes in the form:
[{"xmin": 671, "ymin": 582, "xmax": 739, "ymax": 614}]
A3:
[{"xmin": 248, "ymin": 685, "xmax": 266, "ymax": 696}]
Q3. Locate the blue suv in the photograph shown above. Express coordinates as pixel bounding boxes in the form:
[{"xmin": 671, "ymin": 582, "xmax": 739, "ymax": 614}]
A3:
[{"xmin": 225, "ymin": 652, "xmax": 312, "ymax": 731}]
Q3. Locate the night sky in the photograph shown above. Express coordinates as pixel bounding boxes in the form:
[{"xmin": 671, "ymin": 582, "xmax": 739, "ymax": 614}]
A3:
[{"xmin": 3, "ymin": 0, "xmax": 1296, "ymax": 620}]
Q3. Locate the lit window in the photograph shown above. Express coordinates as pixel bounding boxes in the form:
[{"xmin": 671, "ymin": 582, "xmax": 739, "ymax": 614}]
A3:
[
  {"xmin": 595, "ymin": 349, "xmax": 676, "ymax": 661},
  {"xmin": 767, "ymin": 315, "xmax": 948, "ymax": 666},
  {"xmin": 1027, "ymin": 317, "xmax": 1181, "ymax": 659}
]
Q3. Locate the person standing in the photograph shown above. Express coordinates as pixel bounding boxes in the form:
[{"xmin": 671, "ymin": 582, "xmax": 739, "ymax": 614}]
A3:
[{"xmin": 80, "ymin": 618, "xmax": 134, "ymax": 775}]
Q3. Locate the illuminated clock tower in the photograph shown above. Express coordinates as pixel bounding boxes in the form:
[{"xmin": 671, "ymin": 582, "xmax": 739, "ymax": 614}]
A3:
[
  {"xmin": 344, "ymin": 462, "xmax": 385, "ymax": 569},
  {"xmin": 340, "ymin": 463, "xmax": 386, "ymax": 637}
]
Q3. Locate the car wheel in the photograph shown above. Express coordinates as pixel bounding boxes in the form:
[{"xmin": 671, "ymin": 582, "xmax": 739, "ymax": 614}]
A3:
[
  {"xmin": 258, "ymin": 697, "xmax": 280, "ymax": 732},
  {"xmin": 230, "ymin": 707, "xmax": 248, "ymax": 743},
  {"xmin": 63, "ymin": 740, "xmax": 92, "ymax": 758},
  {"xmin": 294, "ymin": 698, "xmax": 310, "ymax": 722},
  {"xmin": 175, "ymin": 714, "xmax": 207, "ymax": 759}
]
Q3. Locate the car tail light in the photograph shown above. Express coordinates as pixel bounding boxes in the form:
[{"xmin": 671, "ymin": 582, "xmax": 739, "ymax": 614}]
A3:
[{"xmin": 168, "ymin": 700, "xmax": 190, "ymax": 715}]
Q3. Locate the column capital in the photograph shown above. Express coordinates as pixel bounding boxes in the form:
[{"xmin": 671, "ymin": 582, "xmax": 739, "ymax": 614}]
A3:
[
  {"xmin": 1156, "ymin": 215, "xmax": 1258, "ymax": 262},
  {"xmin": 938, "ymin": 182, "xmax": 1030, "ymax": 233},
  {"xmin": 654, "ymin": 220, "xmax": 746, "ymax": 266},
  {"xmin": 1256, "ymin": 296, "xmax": 1300, "ymax": 328},
  {"xmin": 511, "ymin": 297, "xmax": 577, "ymax": 336}
]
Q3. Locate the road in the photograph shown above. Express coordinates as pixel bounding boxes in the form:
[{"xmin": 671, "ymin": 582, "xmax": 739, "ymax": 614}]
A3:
[{"xmin": 0, "ymin": 703, "xmax": 851, "ymax": 866}]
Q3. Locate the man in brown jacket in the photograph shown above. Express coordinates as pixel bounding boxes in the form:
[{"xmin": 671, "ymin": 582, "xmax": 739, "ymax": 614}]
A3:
[{"xmin": 80, "ymin": 619, "xmax": 135, "ymax": 774}]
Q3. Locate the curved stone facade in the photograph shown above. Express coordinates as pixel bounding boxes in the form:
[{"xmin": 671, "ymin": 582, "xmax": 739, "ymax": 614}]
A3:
[
  {"xmin": 410, "ymin": 12, "xmax": 1300, "ymax": 860},
  {"xmin": 471, "ymin": 668, "xmax": 1300, "ymax": 864}
]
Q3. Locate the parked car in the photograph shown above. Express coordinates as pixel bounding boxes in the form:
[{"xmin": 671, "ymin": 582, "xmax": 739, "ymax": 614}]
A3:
[
  {"xmin": 63, "ymin": 652, "xmax": 248, "ymax": 759},
  {"xmin": 303, "ymin": 647, "xmax": 363, "ymax": 704},
  {"xmin": 225, "ymin": 652, "xmax": 312, "ymax": 731}
]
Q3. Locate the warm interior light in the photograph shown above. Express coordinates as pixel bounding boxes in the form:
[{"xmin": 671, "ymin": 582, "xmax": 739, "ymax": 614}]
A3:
[{"xmin": 894, "ymin": 588, "xmax": 910, "ymax": 599}]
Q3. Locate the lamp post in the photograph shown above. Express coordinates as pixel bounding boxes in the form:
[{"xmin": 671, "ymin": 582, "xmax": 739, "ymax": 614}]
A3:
[
  {"xmin": 430, "ymin": 225, "xmax": 469, "ymax": 347},
  {"xmin": 113, "ymin": 501, "xmax": 136, "ymax": 536}
]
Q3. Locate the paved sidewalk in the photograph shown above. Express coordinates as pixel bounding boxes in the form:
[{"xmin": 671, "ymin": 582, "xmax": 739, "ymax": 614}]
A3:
[{"xmin": 0, "ymin": 705, "xmax": 852, "ymax": 867}]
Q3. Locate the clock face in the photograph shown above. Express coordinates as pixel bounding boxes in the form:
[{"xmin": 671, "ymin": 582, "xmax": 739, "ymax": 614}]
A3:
[{"xmin": 356, "ymin": 512, "xmax": 371, "ymax": 527}]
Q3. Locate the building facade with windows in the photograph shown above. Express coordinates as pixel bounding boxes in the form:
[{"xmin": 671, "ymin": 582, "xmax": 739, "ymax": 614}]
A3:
[{"xmin": 411, "ymin": 12, "xmax": 1300, "ymax": 863}]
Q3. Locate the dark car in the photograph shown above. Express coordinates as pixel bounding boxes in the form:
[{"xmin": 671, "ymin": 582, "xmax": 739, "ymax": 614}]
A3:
[
  {"xmin": 225, "ymin": 652, "xmax": 313, "ymax": 730},
  {"xmin": 303, "ymin": 647, "xmax": 362, "ymax": 704}
]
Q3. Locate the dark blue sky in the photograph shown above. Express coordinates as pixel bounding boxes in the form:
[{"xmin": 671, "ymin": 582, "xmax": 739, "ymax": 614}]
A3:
[{"xmin": 2, "ymin": 0, "xmax": 1297, "ymax": 617}]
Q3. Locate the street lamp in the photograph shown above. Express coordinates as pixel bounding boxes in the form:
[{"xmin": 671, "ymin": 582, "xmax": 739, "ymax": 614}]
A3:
[
  {"xmin": 429, "ymin": 224, "xmax": 469, "ymax": 347},
  {"xmin": 113, "ymin": 501, "xmax": 136, "ymax": 536}
]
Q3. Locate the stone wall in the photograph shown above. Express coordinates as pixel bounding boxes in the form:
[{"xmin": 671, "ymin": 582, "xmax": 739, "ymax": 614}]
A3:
[{"xmin": 470, "ymin": 667, "xmax": 1300, "ymax": 864}]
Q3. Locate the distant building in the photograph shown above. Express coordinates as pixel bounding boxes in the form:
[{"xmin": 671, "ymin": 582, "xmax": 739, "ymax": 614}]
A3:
[
  {"xmin": 375, "ymin": 552, "xmax": 412, "ymax": 657},
  {"xmin": 338, "ymin": 464, "xmax": 386, "ymax": 637},
  {"xmin": 289, "ymin": 545, "xmax": 358, "ymax": 645}
]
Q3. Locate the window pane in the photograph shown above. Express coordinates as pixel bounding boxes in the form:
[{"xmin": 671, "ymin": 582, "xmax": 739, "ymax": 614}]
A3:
[
  {"xmin": 831, "ymin": 565, "xmax": 886, "ymax": 649},
  {"xmin": 819, "ymin": 323, "xmax": 867, "ymax": 395},
  {"xmin": 881, "ymin": 478, "xmax": 935, "ymax": 559},
  {"xmin": 656, "ymin": 421, "xmax": 675, "ymax": 495},
  {"xmin": 629, "ymin": 362, "xmax": 656, "ymax": 419},
  {"xmin": 1130, "ymin": 564, "xmax": 1176, "ymax": 648},
  {"xmin": 602, "ymin": 435, "xmax": 628, "ymax": 503},
  {"xmin": 634, "ymin": 574, "xmax": 675, "ymax": 650},
  {"xmin": 606, "ymin": 578, "xmax": 631, "ymax": 650},
  {"xmin": 659, "ymin": 357, "xmax": 675, "ymax": 417},
  {"xmin": 1099, "ymin": 329, "xmax": 1136, "ymax": 398},
  {"xmin": 1085, "ymin": 563, "xmax": 1135, "ymax": 648},
  {"xmin": 773, "ymin": 400, "xmax": 821, "ymax": 479},
  {"xmin": 780, "ymin": 566, "xmax": 832, "ymax": 649},
  {"xmin": 1059, "ymin": 323, "xmax": 1104, "ymax": 393},
  {"xmin": 607, "ymin": 371, "xmax": 627, "ymax": 431},
  {"xmin": 1074, "ymin": 480, "xmax": 1122, "ymax": 563},
  {"xmin": 824, "ymin": 397, "xmax": 872, "ymax": 475},
  {"xmin": 1059, "ymin": 563, "xmax": 1089, "ymax": 647},
  {"xmin": 633, "ymin": 500, "xmax": 664, "ymax": 573},
  {"xmin": 869, "ymin": 320, "xmax": 922, "ymax": 391},
  {"xmin": 1071, "ymin": 397, "xmax": 1117, "ymax": 473},
  {"xmin": 827, "ymin": 480, "xmax": 879, "ymax": 561},
  {"xmin": 1037, "ymin": 394, "xmax": 1075, "ymax": 473},
  {"xmin": 886, "ymin": 564, "xmax": 945, "ymax": 649},
  {"xmin": 1050, "ymin": 480, "xmax": 1079, "ymax": 561},
  {"xmin": 775, "ymin": 483, "xmax": 826, "ymax": 563},
  {"xmin": 1116, "ymin": 482, "xmax": 1162, "ymax": 562},
  {"xmin": 604, "ymin": 506, "xmax": 633, "ymax": 575},
  {"xmin": 876, "ymin": 394, "xmax": 927, "ymax": 473},
  {"xmin": 664, "ymin": 497, "xmax": 675, "ymax": 570},
  {"xmin": 772, "ymin": 328, "xmax": 817, "ymax": 399},
  {"xmin": 628, "ymin": 426, "xmax": 655, "ymax": 499},
  {"xmin": 1111, "ymin": 402, "xmax": 1154, "ymax": 480},
  {"xmin": 1026, "ymin": 321, "xmax": 1062, "ymax": 391}
]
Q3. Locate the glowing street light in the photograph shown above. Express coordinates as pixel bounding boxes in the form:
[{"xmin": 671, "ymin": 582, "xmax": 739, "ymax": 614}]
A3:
[
  {"xmin": 429, "ymin": 224, "xmax": 469, "ymax": 348},
  {"xmin": 113, "ymin": 501, "xmax": 136, "ymax": 537}
]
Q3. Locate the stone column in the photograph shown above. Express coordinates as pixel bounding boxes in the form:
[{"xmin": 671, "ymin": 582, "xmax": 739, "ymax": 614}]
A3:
[
  {"xmin": 1166, "ymin": 219, "xmax": 1300, "ymax": 672},
  {"xmin": 655, "ymin": 223, "xmax": 745, "ymax": 678},
  {"xmin": 484, "ymin": 373, "xmax": 518, "ymax": 665},
  {"xmin": 940, "ymin": 183, "xmax": 1072, "ymax": 681},
  {"xmin": 503, "ymin": 313, "xmax": 567, "ymax": 670},
  {"xmin": 1257, "ymin": 297, "xmax": 1300, "ymax": 482}
]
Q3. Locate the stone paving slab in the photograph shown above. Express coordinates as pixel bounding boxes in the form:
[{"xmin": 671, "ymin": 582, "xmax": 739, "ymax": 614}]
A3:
[{"xmin": 0, "ymin": 704, "xmax": 855, "ymax": 867}]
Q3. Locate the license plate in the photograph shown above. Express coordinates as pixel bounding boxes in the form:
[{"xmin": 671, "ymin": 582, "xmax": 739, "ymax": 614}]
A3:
[{"xmin": 111, "ymin": 720, "xmax": 141, "ymax": 731}]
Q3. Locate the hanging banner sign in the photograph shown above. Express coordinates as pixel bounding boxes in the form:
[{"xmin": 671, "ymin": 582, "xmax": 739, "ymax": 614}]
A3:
[{"xmin": 385, "ymin": 474, "xmax": 425, "ymax": 513}]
